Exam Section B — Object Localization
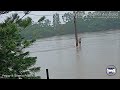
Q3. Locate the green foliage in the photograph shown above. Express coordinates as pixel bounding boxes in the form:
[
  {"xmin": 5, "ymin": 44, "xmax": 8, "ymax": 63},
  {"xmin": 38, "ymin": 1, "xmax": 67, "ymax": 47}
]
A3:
[
  {"xmin": 38, "ymin": 16, "xmax": 45, "ymax": 23},
  {"xmin": 18, "ymin": 17, "xmax": 32, "ymax": 28},
  {"xmin": 19, "ymin": 11, "xmax": 120, "ymax": 40},
  {"xmin": 0, "ymin": 13, "xmax": 40, "ymax": 79}
]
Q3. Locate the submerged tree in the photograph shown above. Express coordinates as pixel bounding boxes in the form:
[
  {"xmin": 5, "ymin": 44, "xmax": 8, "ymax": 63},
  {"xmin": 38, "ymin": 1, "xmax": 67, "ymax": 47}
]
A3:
[{"xmin": 0, "ymin": 12, "xmax": 41, "ymax": 79}]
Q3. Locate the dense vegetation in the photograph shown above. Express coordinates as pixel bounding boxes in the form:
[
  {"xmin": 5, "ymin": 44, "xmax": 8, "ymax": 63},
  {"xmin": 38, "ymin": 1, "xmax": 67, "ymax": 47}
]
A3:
[
  {"xmin": 1, "ymin": 11, "xmax": 120, "ymax": 79},
  {"xmin": 0, "ymin": 12, "xmax": 42, "ymax": 79},
  {"xmin": 20, "ymin": 11, "xmax": 120, "ymax": 40}
]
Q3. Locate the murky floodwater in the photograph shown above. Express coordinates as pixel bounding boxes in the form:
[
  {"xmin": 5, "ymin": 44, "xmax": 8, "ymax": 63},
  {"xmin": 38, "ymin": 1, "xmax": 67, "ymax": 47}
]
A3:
[{"xmin": 25, "ymin": 30, "xmax": 120, "ymax": 79}]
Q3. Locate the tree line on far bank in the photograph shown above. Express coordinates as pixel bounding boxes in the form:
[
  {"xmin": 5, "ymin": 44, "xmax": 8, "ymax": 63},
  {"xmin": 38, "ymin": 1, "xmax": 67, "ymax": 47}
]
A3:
[{"xmin": 20, "ymin": 11, "xmax": 120, "ymax": 40}]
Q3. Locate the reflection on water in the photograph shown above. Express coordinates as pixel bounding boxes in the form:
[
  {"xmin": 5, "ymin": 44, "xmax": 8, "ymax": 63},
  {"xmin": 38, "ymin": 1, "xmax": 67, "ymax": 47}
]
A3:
[{"xmin": 25, "ymin": 30, "xmax": 120, "ymax": 79}]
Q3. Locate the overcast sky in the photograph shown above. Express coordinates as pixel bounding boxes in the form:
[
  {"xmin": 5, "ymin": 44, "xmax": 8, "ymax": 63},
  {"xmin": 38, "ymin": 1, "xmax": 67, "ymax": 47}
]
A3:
[
  {"xmin": 0, "ymin": 11, "xmax": 90, "ymax": 23},
  {"xmin": 0, "ymin": 11, "xmax": 72, "ymax": 23}
]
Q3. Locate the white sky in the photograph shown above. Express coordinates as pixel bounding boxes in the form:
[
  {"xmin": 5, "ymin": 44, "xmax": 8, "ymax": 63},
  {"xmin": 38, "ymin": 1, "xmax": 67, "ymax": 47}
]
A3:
[
  {"xmin": 0, "ymin": 11, "xmax": 71, "ymax": 23},
  {"xmin": 0, "ymin": 11, "xmax": 90, "ymax": 23}
]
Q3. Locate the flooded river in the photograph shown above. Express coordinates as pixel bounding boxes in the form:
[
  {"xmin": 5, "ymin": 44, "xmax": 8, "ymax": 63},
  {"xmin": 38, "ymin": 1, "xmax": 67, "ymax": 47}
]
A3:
[{"xmin": 25, "ymin": 30, "xmax": 120, "ymax": 79}]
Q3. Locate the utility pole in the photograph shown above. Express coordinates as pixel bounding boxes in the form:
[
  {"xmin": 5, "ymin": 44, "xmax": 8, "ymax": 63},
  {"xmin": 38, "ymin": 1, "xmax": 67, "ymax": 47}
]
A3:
[
  {"xmin": 73, "ymin": 11, "xmax": 79, "ymax": 47},
  {"xmin": 46, "ymin": 69, "xmax": 49, "ymax": 79}
]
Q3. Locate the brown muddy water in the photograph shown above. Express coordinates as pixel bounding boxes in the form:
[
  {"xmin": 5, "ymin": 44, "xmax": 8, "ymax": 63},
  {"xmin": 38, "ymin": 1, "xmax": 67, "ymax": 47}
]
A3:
[{"xmin": 25, "ymin": 30, "xmax": 120, "ymax": 79}]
